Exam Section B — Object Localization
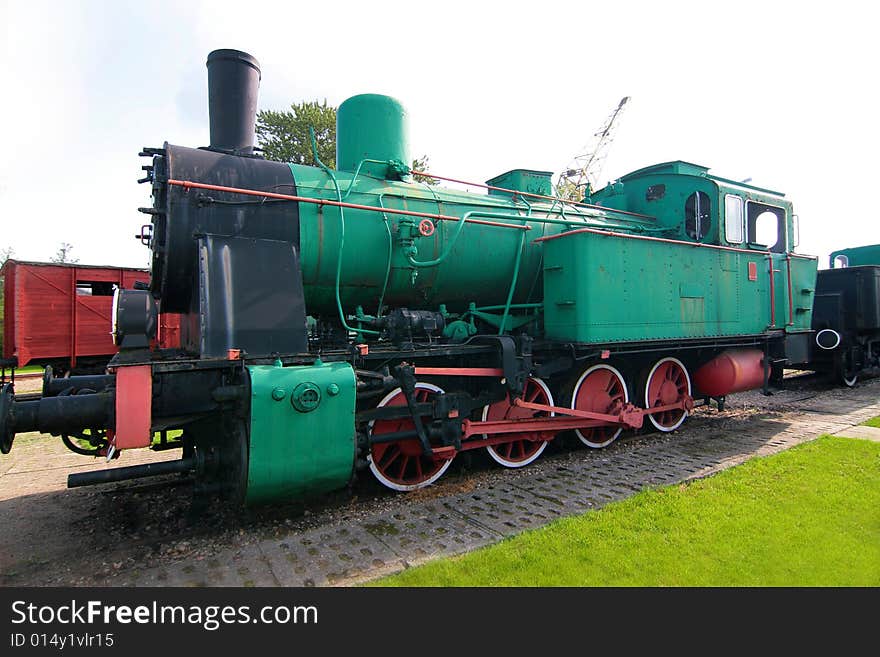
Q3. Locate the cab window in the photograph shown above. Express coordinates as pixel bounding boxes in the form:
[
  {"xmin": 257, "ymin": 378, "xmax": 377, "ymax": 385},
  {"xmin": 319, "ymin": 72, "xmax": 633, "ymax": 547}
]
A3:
[
  {"xmin": 746, "ymin": 202, "xmax": 785, "ymax": 252},
  {"xmin": 724, "ymin": 194, "xmax": 744, "ymax": 244},
  {"xmin": 685, "ymin": 191, "xmax": 711, "ymax": 240}
]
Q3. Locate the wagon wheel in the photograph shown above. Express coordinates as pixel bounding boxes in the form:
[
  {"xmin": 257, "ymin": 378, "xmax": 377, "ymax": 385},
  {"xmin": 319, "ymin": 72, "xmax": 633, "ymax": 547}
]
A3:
[
  {"xmin": 570, "ymin": 364, "xmax": 629, "ymax": 448},
  {"xmin": 368, "ymin": 383, "xmax": 454, "ymax": 491},
  {"xmin": 481, "ymin": 376, "xmax": 556, "ymax": 468},
  {"xmin": 644, "ymin": 357, "xmax": 691, "ymax": 432},
  {"xmin": 61, "ymin": 429, "xmax": 109, "ymax": 456}
]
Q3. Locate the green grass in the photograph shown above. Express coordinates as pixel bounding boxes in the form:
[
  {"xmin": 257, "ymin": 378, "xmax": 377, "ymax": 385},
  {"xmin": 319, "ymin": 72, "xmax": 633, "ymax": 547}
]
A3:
[
  {"xmin": 151, "ymin": 429, "xmax": 183, "ymax": 447},
  {"xmin": 67, "ymin": 428, "xmax": 182, "ymax": 452},
  {"xmin": 373, "ymin": 436, "xmax": 880, "ymax": 586},
  {"xmin": 861, "ymin": 416, "xmax": 880, "ymax": 428},
  {"xmin": 8, "ymin": 364, "xmax": 43, "ymax": 375}
]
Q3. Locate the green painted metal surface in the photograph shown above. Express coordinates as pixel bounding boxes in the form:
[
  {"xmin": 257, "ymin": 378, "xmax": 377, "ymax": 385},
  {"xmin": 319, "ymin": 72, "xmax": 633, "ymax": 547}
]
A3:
[
  {"xmin": 293, "ymin": 106, "xmax": 819, "ymax": 344},
  {"xmin": 592, "ymin": 170, "xmax": 719, "ymax": 241},
  {"xmin": 591, "ymin": 160, "xmax": 797, "ymax": 251},
  {"xmin": 289, "ymin": 163, "xmax": 563, "ymax": 315},
  {"xmin": 337, "ymin": 94, "xmax": 410, "ymax": 180},
  {"xmin": 830, "ymin": 244, "xmax": 880, "ymax": 268},
  {"xmin": 246, "ymin": 361, "xmax": 356, "ymax": 504},
  {"xmin": 785, "ymin": 256, "xmax": 818, "ymax": 331},
  {"xmin": 542, "ymin": 231, "xmax": 805, "ymax": 342},
  {"xmin": 486, "ymin": 169, "xmax": 554, "ymax": 198}
]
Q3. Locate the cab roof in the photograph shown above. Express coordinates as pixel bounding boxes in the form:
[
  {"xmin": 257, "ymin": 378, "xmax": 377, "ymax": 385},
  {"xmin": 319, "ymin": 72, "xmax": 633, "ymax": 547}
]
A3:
[{"xmin": 619, "ymin": 160, "xmax": 784, "ymax": 196}]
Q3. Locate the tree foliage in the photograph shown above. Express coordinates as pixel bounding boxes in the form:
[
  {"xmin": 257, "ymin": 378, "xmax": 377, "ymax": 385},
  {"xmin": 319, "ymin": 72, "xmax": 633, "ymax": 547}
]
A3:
[
  {"xmin": 256, "ymin": 100, "xmax": 337, "ymax": 167},
  {"xmin": 256, "ymin": 100, "xmax": 437, "ymax": 184},
  {"xmin": 410, "ymin": 155, "xmax": 438, "ymax": 185},
  {"xmin": 50, "ymin": 242, "xmax": 79, "ymax": 264}
]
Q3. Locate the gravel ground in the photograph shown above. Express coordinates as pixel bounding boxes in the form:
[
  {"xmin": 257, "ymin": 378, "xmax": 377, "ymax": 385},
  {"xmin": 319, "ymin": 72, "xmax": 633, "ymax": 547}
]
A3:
[{"xmin": 0, "ymin": 371, "xmax": 876, "ymax": 586}]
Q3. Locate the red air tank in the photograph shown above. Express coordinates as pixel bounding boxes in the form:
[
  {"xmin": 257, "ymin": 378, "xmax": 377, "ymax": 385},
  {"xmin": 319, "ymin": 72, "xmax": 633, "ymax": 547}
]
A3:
[{"xmin": 692, "ymin": 349, "xmax": 765, "ymax": 397}]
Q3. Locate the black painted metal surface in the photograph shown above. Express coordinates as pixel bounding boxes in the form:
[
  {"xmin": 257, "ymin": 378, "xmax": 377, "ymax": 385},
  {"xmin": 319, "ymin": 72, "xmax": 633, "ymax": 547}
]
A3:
[{"xmin": 196, "ymin": 236, "xmax": 308, "ymax": 358}]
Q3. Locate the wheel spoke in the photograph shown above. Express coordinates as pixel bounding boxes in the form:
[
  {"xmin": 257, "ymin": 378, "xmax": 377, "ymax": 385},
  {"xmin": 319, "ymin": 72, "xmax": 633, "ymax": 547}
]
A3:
[
  {"xmin": 572, "ymin": 364, "xmax": 628, "ymax": 448},
  {"xmin": 604, "ymin": 373, "xmax": 617, "ymax": 395},
  {"xmin": 397, "ymin": 454, "xmax": 410, "ymax": 480},
  {"xmin": 369, "ymin": 384, "xmax": 454, "ymax": 491},
  {"xmin": 483, "ymin": 377, "xmax": 554, "ymax": 468},
  {"xmin": 645, "ymin": 357, "xmax": 691, "ymax": 432}
]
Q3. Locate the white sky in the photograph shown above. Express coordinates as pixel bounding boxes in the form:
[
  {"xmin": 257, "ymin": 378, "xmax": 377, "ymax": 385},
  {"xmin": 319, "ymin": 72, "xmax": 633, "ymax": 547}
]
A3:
[{"xmin": 1, "ymin": 0, "xmax": 878, "ymax": 269}]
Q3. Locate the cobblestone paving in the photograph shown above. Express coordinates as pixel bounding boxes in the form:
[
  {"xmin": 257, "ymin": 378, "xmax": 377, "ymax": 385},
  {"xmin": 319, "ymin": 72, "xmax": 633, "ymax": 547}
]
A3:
[
  {"xmin": 1, "ymin": 378, "xmax": 877, "ymax": 587},
  {"xmin": 124, "ymin": 379, "xmax": 880, "ymax": 587}
]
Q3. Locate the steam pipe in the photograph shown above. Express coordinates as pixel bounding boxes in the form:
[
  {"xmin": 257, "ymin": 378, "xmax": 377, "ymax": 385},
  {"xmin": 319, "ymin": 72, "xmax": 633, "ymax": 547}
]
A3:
[
  {"xmin": 67, "ymin": 457, "xmax": 197, "ymax": 488},
  {"xmin": 43, "ymin": 368, "xmax": 113, "ymax": 397}
]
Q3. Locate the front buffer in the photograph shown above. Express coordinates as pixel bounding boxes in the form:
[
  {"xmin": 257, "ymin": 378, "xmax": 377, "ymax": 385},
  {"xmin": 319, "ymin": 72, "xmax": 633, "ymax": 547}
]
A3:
[
  {"xmin": 0, "ymin": 360, "xmax": 357, "ymax": 507},
  {"xmin": 245, "ymin": 360, "xmax": 357, "ymax": 504}
]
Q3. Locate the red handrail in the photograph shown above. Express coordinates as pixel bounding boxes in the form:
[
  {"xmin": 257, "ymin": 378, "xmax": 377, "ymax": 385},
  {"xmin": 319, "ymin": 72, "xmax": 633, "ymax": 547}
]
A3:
[
  {"xmin": 166, "ymin": 179, "xmax": 531, "ymax": 231},
  {"xmin": 411, "ymin": 170, "xmax": 655, "ymax": 220},
  {"xmin": 768, "ymin": 255, "xmax": 776, "ymax": 328}
]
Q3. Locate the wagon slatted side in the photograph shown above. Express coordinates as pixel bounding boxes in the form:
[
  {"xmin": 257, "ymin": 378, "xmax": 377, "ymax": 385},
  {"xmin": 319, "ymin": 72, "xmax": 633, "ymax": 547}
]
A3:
[{"xmin": 0, "ymin": 260, "xmax": 152, "ymax": 370}]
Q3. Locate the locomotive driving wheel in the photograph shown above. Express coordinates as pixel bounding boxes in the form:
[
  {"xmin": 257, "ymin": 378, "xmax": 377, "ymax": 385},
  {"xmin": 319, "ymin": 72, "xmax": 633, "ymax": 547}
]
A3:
[
  {"xmin": 836, "ymin": 350, "xmax": 859, "ymax": 388},
  {"xmin": 570, "ymin": 364, "xmax": 629, "ymax": 448},
  {"xmin": 368, "ymin": 383, "xmax": 454, "ymax": 491},
  {"xmin": 481, "ymin": 376, "xmax": 556, "ymax": 468},
  {"xmin": 644, "ymin": 357, "xmax": 691, "ymax": 432}
]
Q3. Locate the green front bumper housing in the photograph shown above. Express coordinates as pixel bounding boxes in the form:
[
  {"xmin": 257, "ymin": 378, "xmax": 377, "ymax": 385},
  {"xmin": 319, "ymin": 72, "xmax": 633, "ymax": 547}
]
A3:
[{"xmin": 246, "ymin": 360, "xmax": 356, "ymax": 504}]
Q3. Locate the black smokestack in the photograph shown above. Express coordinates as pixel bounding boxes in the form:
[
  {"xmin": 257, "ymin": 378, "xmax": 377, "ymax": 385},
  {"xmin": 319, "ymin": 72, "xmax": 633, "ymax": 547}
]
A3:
[{"xmin": 206, "ymin": 49, "xmax": 261, "ymax": 155}]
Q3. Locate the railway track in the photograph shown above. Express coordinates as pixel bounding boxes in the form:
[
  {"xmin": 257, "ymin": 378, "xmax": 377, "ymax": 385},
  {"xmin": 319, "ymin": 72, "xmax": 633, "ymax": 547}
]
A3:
[
  {"xmin": 7, "ymin": 372, "xmax": 41, "ymax": 381},
  {"xmin": 2, "ymin": 372, "xmax": 44, "ymax": 400},
  {"xmin": 0, "ymin": 373, "xmax": 877, "ymax": 586}
]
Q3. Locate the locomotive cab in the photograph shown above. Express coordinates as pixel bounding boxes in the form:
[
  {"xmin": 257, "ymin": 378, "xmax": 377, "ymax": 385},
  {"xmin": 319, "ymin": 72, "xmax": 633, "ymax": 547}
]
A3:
[
  {"xmin": 588, "ymin": 160, "xmax": 799, "ymax": 253},
  {"xmin": 829, "ymin": 244, "xmax": 880, "ymax": 268}
]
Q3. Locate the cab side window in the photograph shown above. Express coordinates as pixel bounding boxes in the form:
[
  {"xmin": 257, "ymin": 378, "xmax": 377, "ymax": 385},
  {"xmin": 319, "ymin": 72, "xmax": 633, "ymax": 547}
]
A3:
[
  {"xmin": 746, "ymin": 202, "xmax": 785, "ymax": 253},
  {"xmin": 685, "ymin": 191, "xmax": 711, "ymax": 240},
  {"xmin": 724, "ymin": 194, "xmax": 744, "ymax": 244}
]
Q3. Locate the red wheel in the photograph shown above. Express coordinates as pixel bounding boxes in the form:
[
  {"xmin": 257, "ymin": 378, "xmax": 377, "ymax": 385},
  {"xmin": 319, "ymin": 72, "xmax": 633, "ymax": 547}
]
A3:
[
  {"xmin": 481, "ymin": 377, "xmax": 556, "ymax": 468},
  {"xmin": 571, "ymin": 364, "xmax": 628, "ymax": 448},
  {"xmin": 644, "ymin": 357, "xmax": 691, "ymax": 432},
  {"xmin": 368, "ymin": 383, "xmax": 453, "ymax": 491}
]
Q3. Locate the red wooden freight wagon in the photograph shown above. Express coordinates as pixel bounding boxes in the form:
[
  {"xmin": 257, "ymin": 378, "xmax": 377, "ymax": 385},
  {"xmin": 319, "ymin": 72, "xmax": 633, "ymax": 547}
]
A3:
[{"xmin": 1, "ymin": 260, "xmax": 179, "ymax": 374}]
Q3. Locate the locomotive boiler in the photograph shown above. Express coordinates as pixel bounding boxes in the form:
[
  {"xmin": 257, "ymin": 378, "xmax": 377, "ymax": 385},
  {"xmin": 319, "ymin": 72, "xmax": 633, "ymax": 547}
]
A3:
[{"xmin": 0, "ymin": 49, "xmax": 822, "ymax": 504}]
